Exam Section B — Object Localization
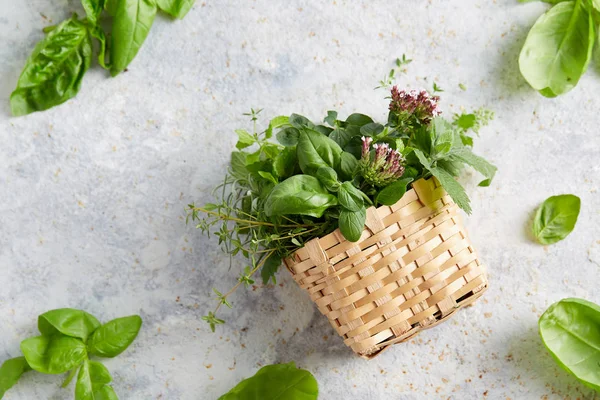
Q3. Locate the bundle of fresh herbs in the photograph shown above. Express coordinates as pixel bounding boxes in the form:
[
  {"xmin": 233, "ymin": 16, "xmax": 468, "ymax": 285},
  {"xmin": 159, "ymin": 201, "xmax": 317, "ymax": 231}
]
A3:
[
  {"xmin": 10, "ymin": 0, "xmax": 195, "ymax": 116},
  {"xmin": 188, "ymin": 87, "xmax": 496, "ymax": 332}
]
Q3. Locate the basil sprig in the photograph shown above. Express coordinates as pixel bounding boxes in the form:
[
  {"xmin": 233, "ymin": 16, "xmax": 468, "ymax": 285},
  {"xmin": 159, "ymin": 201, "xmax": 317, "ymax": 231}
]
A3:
[{"xmin": 0, "ymin": 308, "xmax": 142, "ymax": 399}]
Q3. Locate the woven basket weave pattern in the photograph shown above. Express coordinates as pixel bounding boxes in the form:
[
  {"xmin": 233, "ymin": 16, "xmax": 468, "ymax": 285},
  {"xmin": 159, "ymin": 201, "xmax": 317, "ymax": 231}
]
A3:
[{"xmin": 284, "ymin": 178, "xmax": 488, "ymax": 358}]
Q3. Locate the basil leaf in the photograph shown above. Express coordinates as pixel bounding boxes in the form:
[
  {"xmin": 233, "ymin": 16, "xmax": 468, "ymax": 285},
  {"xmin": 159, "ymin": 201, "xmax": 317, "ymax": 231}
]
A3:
[
  {"xmin": 273, "ymin": 147, "xmax": 297, "ymax": 179},
  {"xmin": 289, "ymin": 114, "xmax": 313, "ymax": 129},
  {"xmin": 38, "ymin": 308, "xmax": 101, "ymax": 341},
  {"xmin": 539, "ymin": 298, "xmax": 600, "ymax": 392},
  {"xmin": 339, "ymin": 207, "xmax": 366, "ymax": 242},
  {"xmin": 75, "ymin": 360, "xmax": 115, "ymax": 400},
  {"xmin": 87, "ymin": 315, "xmax": 142, "ymax": 357},
  {"xmin": 519, "ymin": 0, "xmax": 594, "ymax": 96},
  {"xmin": 532, "ymin": 194, "xmax": 580, "ymax": 245},
  {"xmin": 264, "ymin": 175, "xmax": 338, "ymax": 218},
  {"xmin": 338, "ymin": 151, "xmax": 358, "ymax": 181},
  {"xmin": 359, "ymin": 122, "xmax": 384, "ymax": 137},
  {"xmin": 218, "ymin": 362, "xmax": 318, "ymax": 400},
  {"xmin": 314, "ymin": 166, "xmax": 339, "ymax": 192},
  {"xmin": 258, "ymin": 171, "xmax": 278, "ymax": 185},
  {"xmin": 265, "ymin": 115, "xmax": 289, "ymax": 139},
  {"xmin": 21, "ymin": 336, "xmax": 87, "ymax": 374},
  {"xmin": 105, "ymin": 0, "xmax": 118, "ymax": 15},
  {"xmin": 90, "ymin": 26, "xmax": 110, "ymax": 70},
  {"xmin": 261, "ymin": 253, "xmax": 281, "ymax": 284},
  {"xmin": 156, "ymin": 0, "xmax": 195, "ymax": 18},
  {"xmin": 276, "ymin": 127, "xmax": 300, "ymax": 147},
  {"xmin": 338, "ymin": 182, "xmax": 363, "ymax": 212},
  {"xmin": 297, "ymin": 129, "xmax": 342, "ymax": 175},
  {"xmin": 345, "ymin": 113, "xmax": 373, "ymax": 127},
  {"xmin": 10, "ymin": 16, "xmax": 92, "ymax": 116},
  {"xmin": 323, "ymin": 110, "xmax": 337, "ymax": 126},
  {"xmin": 0, "ymin": 357, "xmax": 31, "ymax": 397},
  {"xmin": 375, "ymin": 177, "xmax": 414, "ymax": 206},
  {"xmin": 82, "ymin": 0, "xmax": 105, "ymax": 25},
  {"xmin": 110, "ymin": 0, "xmax": 158, "ymax": 76}
]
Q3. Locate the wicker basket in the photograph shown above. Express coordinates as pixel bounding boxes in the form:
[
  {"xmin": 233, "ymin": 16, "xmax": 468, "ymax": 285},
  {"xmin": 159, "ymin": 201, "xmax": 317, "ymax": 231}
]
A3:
[{"xmin": 284, "ymin": 178, "xmax": 488, "ymax": 358}]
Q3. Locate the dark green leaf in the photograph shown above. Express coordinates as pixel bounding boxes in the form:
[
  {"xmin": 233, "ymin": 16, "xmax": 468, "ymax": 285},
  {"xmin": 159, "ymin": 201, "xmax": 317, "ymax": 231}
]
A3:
[
  {"xmin": 338, "ymin": 182, "xmax": 363, "ymax": 212},
  {"xmin": 273, "ymin": 147, "xmax": 297, "ymax": 179},
  {"xmin": 218, "ymin": 362, "xmax": 318, "ymax": 400},
  {"xmin": 315, "ymin": 166, "xmax": 339, "ymax": 192},
  {"xmin": 359, "ymin": 123, "xmax": 384, "ymax": 137},
  {"xmin": 519, "ymin": 0, "xmax": 595, "ymax": 96},
  {"xmin": 297, "ymin": 129, "xmax": 342, "ymax": 175},
  {"xmin": 38, "ymin": 308, "xmax": 101, "ymax": 341},
  {"xmin": 261, "ymin": 253, "xmax": 282, "ymax": 284},
  {"xmin": 264, "ymin": 175, "xmax": 338, "ymax": 218},
  {"xmin": 10, "ymin": 17, "xmax": 92, "ymax": 116},
  {"xmin": 110, "ymin": 0, "xmax": 158, "ymax": 76},
  {"xmin": 345, "ymin": 113, "xmax": 373, "ymax": 127},
  {"xmin": 313, "ymin": 125, "xmax": 333, "ymax": 136},
  {"xmin": 375, "ymin": 177, "xmax": 414, "ymax": 206},
  {"xmin": 338, "ymin": 152, "xmax": 358, "ymax": 181},
  {"xmin": 75, "ymin": 360, "xmax": 114, "ymax": 400},
  {"xmin": 539, "ymin": 298, "xmax": 600, "ymax": 392},
  {"xmin": 339, "ymin": 208, "xmax": 366, "ymax": 242},
  {"xmin": 276, "ymin": 127, "xmax": 300, "ymax": 147},
  {"xmin": 323, "ymin": 110, "xmax": 337, "ymax": 126},
  {"xmin": 0, "ymin": 357, "xmax": 31, "ymax": 398},
  {"xmin": 156, "ymin": 0, "xmax": 195, "ymax": 18},
  {"xmin": 532, "ymin": 194, "xmax": 580, "ymax": 245},
  {"xmin": 289, "ymin": 114, "xmax": 313, "ymax": 129},
  {"xmin": 87, "ymin": 315, "xmax": 142, "ymax": 358},
  {"xmin": 21, "ymin": 335, "xmax": 87, "ymax": 374}
]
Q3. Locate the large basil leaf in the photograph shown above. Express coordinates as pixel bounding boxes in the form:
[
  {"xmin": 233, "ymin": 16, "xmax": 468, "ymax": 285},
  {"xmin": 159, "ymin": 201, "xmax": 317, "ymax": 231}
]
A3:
[
  {"xmin": 38, "ymin": 308, "xmax": 101, "ymax": 342},
  {"xmin": 375, "ymin": 177, "xmax": 414, "ymax": 206},
  {"xmin": 10, "ymin": 16, "xmax": 92, "ymax": 116},
  {"xmin": 156, "ymin": 0, "xmax": 195, "ymax": 18},
  {"xmin": 218, "ymin": 362, "xmax": 318, "ymax": 400},
  {"xmin": 0, "ymin": 357, "xmax": 31, "ymax": 397},
  {"xmin": 297, "ymin": 129, "xmax": 343, "ymax": 175},
  {"xmin": 87, "ymin": 315, "xmax": 142, "ymax": 357},
  {"xmin": 339, "ymin": 208, "xmax": 366, "ymax": 242},
  {"xmin": 110, "ymin": 0, "xmax": 158, "ymax": 76},
  {"xmin": 532, "ymin": 194, "xmax": 580, "ymax": 245},
  {"xmin": 264, "ymin": 175, "xmax": 337, "ymax": 218},
  {"xmin": 539, "ymin": 298, "xmax": 600, "ymax": 392},
  {"xmin": 75, "ymin": 360, "xmax": 115, "ymax": 400},
  {"xmin": 519, "ymin": 0, "xmax": 595, "ymax": 97},
  {"xmin": 21, "ymin": 336, "xmax": 87, "ymax": 374}
]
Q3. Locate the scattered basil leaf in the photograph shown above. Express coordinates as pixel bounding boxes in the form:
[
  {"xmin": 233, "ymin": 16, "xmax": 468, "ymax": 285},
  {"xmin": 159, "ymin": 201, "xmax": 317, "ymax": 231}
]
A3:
[
  {"xmin": 10, "ymin": 16, "xmax": 92, "ymax": 116},
  {"xmin": 539, "ymin": 298, "xmax": 600, "ymax": 393},
  {"xmin": 0, "ymin": 357, "xmax": 31, "ymax": 398},
  {"xmin": 338, "ymin": 182, "xmax": 363, "ymax": 212},
  {"xmin": 339, "ymin": 208, "xmax": 366, "ymax": 242},
  {"xmin": 218, "ymin": 362, "xmax": 318, "ymax": 400},
  {"xmin": 87, "ymin": 315, "xmax": 143, "ymax": 358},
  {"xmin": 21, "ymin": 336, "xmax": 87, "ymax": 374},
  {"xmin": 264, "ymin": 175, "xmax": 338, "ymax": 218},
  {"xmin": 75, "ymin": 360, "xmax": 114, "ymax": 400},
  {"xmin": 276, "ymin": 127, "xmax": 300, "ymax": 147},
  {"xmin": 375, "ymin": 177, "xmax": 414, "ymax": 206},
  {"xmin": 90, "ymin": 26, "xmax": 110, "ymax": 70},
  {"xmin": 156, "ymin": 0, "xmax": 195, "ymax": 18},
  {"xmin": 82, "ymin": 0, "xmax": 105, "ymax": 25},
  {"xmin": 38, "ymin": 308, "xmax": 101, "ymax": 342},
  {"xmin": 110, "ymin": 0, "xmax": 158, "ymax": 76},
  {"xmin": 519, "ymin": 0, "xmax": 595, "ymax": 96},
  {"xmin": 532, "ymin": 194, "xmax": 581, "ymax": 245}
]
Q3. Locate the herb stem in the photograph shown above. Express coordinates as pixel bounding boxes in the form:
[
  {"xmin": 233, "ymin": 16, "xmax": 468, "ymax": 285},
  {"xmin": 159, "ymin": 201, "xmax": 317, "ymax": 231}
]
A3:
[
  {"xmin": 61, "ymin": 367, "xmax": 78, "ymax": 388},
  {"xmin": 192, "ymin": 208, "xmax": 312, "ymax": 228}
]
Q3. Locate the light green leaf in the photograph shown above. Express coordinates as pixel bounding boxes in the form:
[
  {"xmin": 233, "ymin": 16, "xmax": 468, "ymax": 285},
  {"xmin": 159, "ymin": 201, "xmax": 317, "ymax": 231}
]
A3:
[
  {"xmin": 82, "ymin": 0, "xmax": 105, "ymax": 25},
  {"xmin": 450, "ymin": 148, "xmax": 497, "ymax": 187},
  {"xmin": 532, "ymin": 194, "xmax": 580, "ymax": 244},
  {"xmin": 235, "ymin": 130, "xmax": 254, "ymax": 149},
  {"xmin": 156, "ymin": 0, "xmax": 195, "ymax": 18},
  {"xmin": 87, "ymin": 315, "xmax": 142, "ymax": 358},
  {"xmin": 75, "ymin": 360, "xmax": 114, "ymax": 400},
  {"xmin": 0, "ymin": 357, "xmax": 31, "ymax": 398},
  {"xmin": 264, "ymin": 175, "xmax": 338, "ymax": 218},
  {"xmin": 38, "ymin": 308, "xmax": 101, "ymax": 342},
  {"xmin": 258, "ymin": 171, "xmax": 278, "ymax": 185},
  {"xmin": 21, "ymin": 336, "xmax": 87, "ymax": 374}
]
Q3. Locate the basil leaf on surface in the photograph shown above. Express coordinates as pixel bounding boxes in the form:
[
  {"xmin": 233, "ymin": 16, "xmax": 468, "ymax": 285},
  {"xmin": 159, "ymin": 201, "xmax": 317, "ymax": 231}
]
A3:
[
  {"xmin": 338, "ymin": 182, "xmax": 363, "ymax": 212},
  {"xmin": 21, "ymin": 336, "xmax": 87, "ymax": 374},
  {"xmin": 519, "ymin": 0, "xmax": 595, "ymax": 97},
  {"xmin": 10, "ymin": 16, "xmax": 92, "ymax": 116},
  {"xmin": 110, "ymin": 0, "xmax": 158, "ymax": 76},
  {"xmin": 297, "ymin": 129, "xmax": 343, "ymax": 176},
  {"xmin": 156, "ymin": 0, "xmax": 195, "ymax": 18},
  {"xmin": 375, "ymin": 177, "xmax": 414, "ymax": 206},
  {"xmin": 339, "ymin": 207, "xmax": 366, "ymax": 242},
  {"xmin": 0, "ymin": 357, "xmax": 31, "ymax": 397},
  {"xmin": 75, "ymin": 360, "xmax": 114, "ymax": 400},
  {"xmin": 38, "ymin": 308, "xmax": 101, "ymax": 342},
  {"xmin": 532, "ymin": 194, "xmax": 580, "ymax": 245},
  {"xmin": 264, "ymin": 175, "xmax": 338, "ymax": 218},
  {"xmin": 87, "ymin": 315, "xmax": 142, "ymax": 358},
  {"xmin": 218, "ymin": 362, "xmax": 318, "ymax": 400},
  {"xmin": 539, "ymin": 298, "xmax": 600, "ymax": 392},
  {"xmin": 82, "ymin": 0, "xmax": 105, "ymax": 25}
]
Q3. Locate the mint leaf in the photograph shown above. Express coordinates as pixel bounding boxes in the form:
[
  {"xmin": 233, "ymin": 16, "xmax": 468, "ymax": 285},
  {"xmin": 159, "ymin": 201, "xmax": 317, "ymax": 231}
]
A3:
[{"xmin": 451, "ymin": 148, "xmax": 497, "ymax": 187}]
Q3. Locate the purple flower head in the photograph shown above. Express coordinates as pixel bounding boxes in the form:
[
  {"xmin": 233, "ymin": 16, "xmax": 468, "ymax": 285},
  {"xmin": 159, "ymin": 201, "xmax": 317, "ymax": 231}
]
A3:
[
  {"xmin": 359, "ymin": 136, "xmax": 406, "ymax": 187},
  {"xmin": 389, "ymin": 86, "xmax": 440, "ymax": 125}
]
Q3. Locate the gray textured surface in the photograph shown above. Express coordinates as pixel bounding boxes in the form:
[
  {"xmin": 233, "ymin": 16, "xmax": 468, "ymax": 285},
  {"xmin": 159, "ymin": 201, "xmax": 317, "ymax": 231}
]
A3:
[{"xmin": 1, "ymin": 0, "xmax": 599, "ymax": 399}]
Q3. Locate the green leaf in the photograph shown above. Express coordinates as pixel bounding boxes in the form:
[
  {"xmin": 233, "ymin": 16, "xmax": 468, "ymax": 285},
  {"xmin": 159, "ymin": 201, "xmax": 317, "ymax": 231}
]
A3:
[
  {"xmin": 323, "ymin": 110, "xmax": 337, "ymax": 126},
  {"xmin": 289, "ymin": 114, "xmax": 313, "ymax": 129},
  {"xmin": 0, "ymin": 357, "xmax": 31, "ymax": 398},
  {"xmin": 453, "ymin": 113, "xmax": 476, "ymax": 131},
  {"xmin": 375, "ymin": 177, "xmax": 414, "ymax": 206},
  {"xmin": 218, "ymin": 362, "xmax": 318, "ymax": 400},
  {"xmin": 21, "ymin": 335, "xmax": 87, "ymax": 374},
  {"xmin": 314, "ymin": 166, "xmax": 339, "ymax": 192},
  {"xmin": 261, "ymin": 253, "xmax": 282, "ymax": 284},
  {"xmin": 519, "ymin": 0, "xmax": 595, "ymax": 96},
  {"xmin": 338, "ymin": 182, "xmax": 363, "ymax": 212},
  {"xmin": 105, "ymin": 0, "xmax": 118, "ymax": 15},
  {"xmin": 450, "ymin": 148, "xmax": 497, "ymax": 187},
  {"xmin": 339, "ymin": 208, "xmax": 366, "ymax": 242},
  {"xmin": 297, "ymin": 129, "xmax": 343, "ymax": 176},
  {"xmin": 345, "ymin": 113, "xmax": 373, "ymax": 127},
  {"xmin": 258, "ymin": 171, "xmax": 278, "ymax": 185},
  {"xmin": 359, "ymin": 123, "xmax": 384, "ymax": 137},
  {"xmin": 539, "ymin": 298, "xmax": 600, "ymax": 392},
  {"xmin": 110, "ymin": 0, "xmax": 158, "ymax": 76},
  {"xmin": 264, "ymin": 175, "xmax": 338, "ymax": 218},
  {"xmin": 156, "ymin": 0, "xmax": 195, "ymax": 18},
  {"xmin": 276, "ymin": 127, "xmax": 300, "ymax": 147},
  {"xmin": 38, "ymin": 308, "xmax": 101, "ymax": 341},
  {"xmin": 87, "ymin": 315, "xmax": 142, "ymax": 358},
  {"xmin": 10, "ymin": 16, "xmax": 92, "ymax": 116},
  {"xmin": 273, "ymin": 147, "xmax": 297, "ymax": 179},
  {"xmin": 338, "ymin": 152, "xmax": 358, "ymax": 181},
  {"xmin": 82, "ymin": 0, "xmax": 105, "ymax": 25},
  {"xmin": 532, "ymin": 194, "xmax": 580, "ymax": 245},
  {"xmin": 235, "ymin": 130, "xmax": 255, "ymax": 150},
  {"xmin": 230, "ymin": 151, "xmax": 249, "ymax": 180},
  {"xmin": 75, "ymin": 360, "xmax": 115, "ymax": 400},
  {"xmin": 90, "ymin": 26, "xmax": 110, "ymax": 70},
  {"xmin": 265, "ymin": 115, "xmax": 290, "ymax": 139}
]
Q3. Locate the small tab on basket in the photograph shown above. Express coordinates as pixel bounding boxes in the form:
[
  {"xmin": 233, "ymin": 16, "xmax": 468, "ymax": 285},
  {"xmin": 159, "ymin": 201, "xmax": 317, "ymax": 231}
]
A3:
[
  {"xmin": 364, "ymin": 207, "xmax": 385, "ymax": 234},
  {"xmin": 413, "ymin": 178, "xmax": 446, "ymax": 210}
]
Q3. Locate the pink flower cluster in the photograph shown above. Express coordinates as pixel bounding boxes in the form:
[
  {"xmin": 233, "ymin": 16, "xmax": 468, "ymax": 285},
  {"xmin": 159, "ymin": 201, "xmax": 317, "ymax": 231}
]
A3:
[
  {"xmin": 389, "ymin": 86, "xmax": 441, "ymax": 124},
  {"xmin": 359, "ymin": 137, "xmax": 405, "ymax": 187}
]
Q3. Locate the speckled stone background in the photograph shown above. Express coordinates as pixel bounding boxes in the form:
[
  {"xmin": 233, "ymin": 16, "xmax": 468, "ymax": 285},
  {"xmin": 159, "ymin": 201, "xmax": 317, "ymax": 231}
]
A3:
[{"xmin": 1, "ymin": 0, "xmax": 599, "ymax": 399}]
